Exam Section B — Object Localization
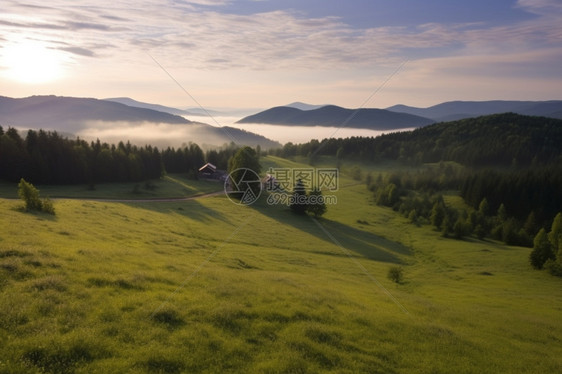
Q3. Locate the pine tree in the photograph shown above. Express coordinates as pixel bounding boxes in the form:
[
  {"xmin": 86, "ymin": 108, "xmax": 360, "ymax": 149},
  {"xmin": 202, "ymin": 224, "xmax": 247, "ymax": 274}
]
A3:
[
  {"xmin": 548, "ymin": 213, "xmax": 562, "ymax": 255},
  {"xmin": 530, "ymin": 228, "xmax": 555, "ymax": 269},
  {"xmin": 478, "ymin": 198, "xmax": 490, "ymax": 216},
  {"xmin": 290, "ymin": 179, "xmax": 308, "ymax": 214},
  {"xmin": 497, "ymin": 203, "xmax": 508, "ymax": 222},
  {"xmin": 431, "ymin": 200, "xmax": 446, "ymax": 229}
]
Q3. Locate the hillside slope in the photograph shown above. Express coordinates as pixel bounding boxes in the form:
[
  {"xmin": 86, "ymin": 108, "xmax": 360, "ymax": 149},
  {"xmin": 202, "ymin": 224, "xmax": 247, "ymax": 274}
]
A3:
[
  {"xmin": 1, "ymin": 158, "xmax": 561, "ymax": 372},
  {"xmin": 301, "ymin": 113, "xmax": 562, "ymax": 167},
  {"xmin": 237, "ymin": 105, "xmax": 434, "ymax": 129},
  {"xmin": 0, "ymin": 95, "xmax": 190, "ymax": 131}
]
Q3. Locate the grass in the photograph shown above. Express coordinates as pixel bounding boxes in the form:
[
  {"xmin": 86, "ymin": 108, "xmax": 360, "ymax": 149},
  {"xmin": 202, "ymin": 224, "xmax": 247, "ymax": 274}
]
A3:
[
  {"xmin": 0, "ymin": 174, "xmax": 223, "ymax": 200},
  {"xmin": 0, "ymin": 157, "xmax": 561, "ymax": 373}
]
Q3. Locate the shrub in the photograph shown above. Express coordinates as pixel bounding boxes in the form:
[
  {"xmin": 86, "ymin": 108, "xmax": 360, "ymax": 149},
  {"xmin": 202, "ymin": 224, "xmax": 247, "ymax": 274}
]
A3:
[
  {"xmin": 18, "ymin": 178, "xmax": 42, "ymax": 211},
  {"xmin": 41, "ymin": 198, "xmax": 55, "ymax": 215},
  {"xmin": 17, "ymin": 178, "xmax": 55, "ymax": 215},
  {"xmin": 387, "ymin": 266, "xmax": 404, "ymax": 284},
  {"xmin": 544, "ymin": 259, "xmax": 562, "ymax": 277}
]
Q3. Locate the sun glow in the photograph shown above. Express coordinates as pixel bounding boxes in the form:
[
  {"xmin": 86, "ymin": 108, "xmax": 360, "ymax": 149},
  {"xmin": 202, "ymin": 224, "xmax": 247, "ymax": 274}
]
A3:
[{"xmin": 2, "ymin": 42, "xmax": 66, "ymax": 84}]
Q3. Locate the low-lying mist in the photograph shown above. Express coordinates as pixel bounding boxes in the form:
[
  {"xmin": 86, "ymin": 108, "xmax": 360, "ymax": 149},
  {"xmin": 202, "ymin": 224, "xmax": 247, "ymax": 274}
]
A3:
[
  {"xmin": 77, "ymin": 121, "xmax": 229, "ymax": 149},
  {"xmin": 17, "ymin": 116, "xmax": 412, "ymax": 150}
]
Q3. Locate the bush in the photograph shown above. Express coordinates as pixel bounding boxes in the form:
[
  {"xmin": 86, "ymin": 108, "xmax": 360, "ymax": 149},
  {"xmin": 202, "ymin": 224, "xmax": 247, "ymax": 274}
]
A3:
[
  {"xmin": 17, "ymin": 178, "xmax": 55, "ymax": 215},
  {"xmin": 18, "ymin": 178, "xmax": 42, "ymax": 211},
  {"xmin": 544, "ymin": 259, "xmax": 562, "ymax": 277},
  {"xmin": 41, "ymin": 198, "xmax": 55, "ymax": 215},
  {"xmin": 387, "ymin": 266, "xmax": 404, "ymax": 284}
]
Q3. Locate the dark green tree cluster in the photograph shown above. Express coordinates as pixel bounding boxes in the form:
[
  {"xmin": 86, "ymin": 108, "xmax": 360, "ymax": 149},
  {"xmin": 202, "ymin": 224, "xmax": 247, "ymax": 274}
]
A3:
[
  {"xmin": 460, "ymin": 166, "xmax": 562, "ymax": 224},
  {"xmin": 162, "ymin": 143, "xmax": 205, "ymax": 179},
  {"xmin": 206, "ymin": 143, "xmax": 240, "ymax": 170},
  {"xmin": 289, "ymin": 179, "xmax": 328, "ymax": 218},
  {"xmin": 289, "ymin": 179, "xmax": 327, "ymax": 217},
  {"xmin": 368, "ymin": 166, "xmax": 552, "ymax": 246},
  {"xmin": 0, "ymin": 127, "xmax": 163, "ymax": 184},
  {"xmin": 530, "ymin": 213, "xmax": 562, "ymax": 276}
]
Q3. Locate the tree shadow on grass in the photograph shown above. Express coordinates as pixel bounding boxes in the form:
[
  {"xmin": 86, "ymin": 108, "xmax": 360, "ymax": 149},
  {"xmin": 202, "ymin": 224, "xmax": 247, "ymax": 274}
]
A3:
[
  {"xmin": 11, "ymin": 205, "xmax": 58, "ymax": 222},
  {"xmin": 123, "ymin": 198, "xmax": 230, "ymax": 225},
  {"xmin": 249, "ymin": 196, "xmax": 410, "ymax": 264}
]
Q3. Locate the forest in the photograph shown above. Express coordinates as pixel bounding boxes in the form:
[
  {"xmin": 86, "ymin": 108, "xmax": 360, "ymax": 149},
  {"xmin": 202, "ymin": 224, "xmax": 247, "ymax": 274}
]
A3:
[
  {"xmin": 271, "ymin": 113, "xmax": 562, "ymax": 166},
  {"xmin": 0, "ymin": 126, "xmax": 238, "ymax": 185}
]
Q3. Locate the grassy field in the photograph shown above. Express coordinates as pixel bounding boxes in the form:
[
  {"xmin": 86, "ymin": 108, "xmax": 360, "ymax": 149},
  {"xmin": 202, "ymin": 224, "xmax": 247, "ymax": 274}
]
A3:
[
  {"xmin": 1, "ymin": 156, "xmax": 561, "ymax": 373},
  {"xmin": 0, "ymin": 174, "xmax": 223, "ymax": 200}
]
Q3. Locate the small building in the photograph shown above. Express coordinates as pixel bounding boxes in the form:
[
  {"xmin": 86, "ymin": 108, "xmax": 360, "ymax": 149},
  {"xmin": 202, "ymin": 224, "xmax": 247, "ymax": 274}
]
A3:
[{"xmin": 198, "ymin": 162, "xmax": 226, "ymax": 181}]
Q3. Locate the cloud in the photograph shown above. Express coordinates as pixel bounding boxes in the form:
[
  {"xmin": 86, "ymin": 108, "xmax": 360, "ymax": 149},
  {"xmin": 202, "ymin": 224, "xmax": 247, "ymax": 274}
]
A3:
[
  {"xmin": 57, "ymin": 46, "xmax": 96, "ymax": 57},
  {"xmin": 2, "ymin": 0, "xmax": 561, "ymax": 72},
  {"xmin": 516, "ymin": 0, "xmax": 562, "ymax": 15},
  {"xmin": 1, "ymin": 0, "xmax": 561, "ymax": 108}
]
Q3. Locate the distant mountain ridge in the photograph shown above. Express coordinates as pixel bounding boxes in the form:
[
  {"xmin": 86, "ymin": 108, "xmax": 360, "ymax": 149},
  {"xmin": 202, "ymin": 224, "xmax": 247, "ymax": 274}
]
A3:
[
  {"xmin": 237, "ymin": 105, "xmax": 434, "ymax": 130},
  {"xmin": 386, "ymin": 100, "xmax": 562, "ymax": 122},
  {"xmin": 104, "ymin": 97, "xmax": 198, "ymax": 117},
  {"xmin": 285, "ymin": 102, "xmax": 326, "ymax": 111},
  {"xmin": 0, "ymin": 95, "xmax": 190, "ymax": 130},
  {"xmin": 0, "ymin": 95, "xmax": 280, "ymax": 148}
]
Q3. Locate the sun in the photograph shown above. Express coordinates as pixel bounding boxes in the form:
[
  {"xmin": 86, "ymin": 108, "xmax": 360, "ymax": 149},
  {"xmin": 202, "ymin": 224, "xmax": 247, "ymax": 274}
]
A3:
[{"xmin": 2, "ymin": 42, "xmax": 66, "ymax": 84}]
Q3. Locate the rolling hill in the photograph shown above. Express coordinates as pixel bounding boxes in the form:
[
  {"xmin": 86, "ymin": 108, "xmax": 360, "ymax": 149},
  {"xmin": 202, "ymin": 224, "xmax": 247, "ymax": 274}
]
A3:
[
  {"xmin": 103, "ymin": 97, "xmax": 200, "ymax": 117},
  {"xmin": 0, "ymin": 95, "xmax": 280, "ymax": 149},
  {"xmin": 386, "ymin": 100, "xmax": 562, "ymax": 122},
  {"xmin": 0, "ymin": 95, "xmax": 190, "ymax": 131},
  {"xmin": 237, "ymin": 105, "xmax": 434, "ymax": 129}
]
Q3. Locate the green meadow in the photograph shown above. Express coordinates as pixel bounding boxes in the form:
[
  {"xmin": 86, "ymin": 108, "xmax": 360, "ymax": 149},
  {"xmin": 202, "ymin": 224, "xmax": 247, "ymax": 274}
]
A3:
[{"xmin": 1, "ymin": 156, "xmax": 561, "ymax": 373}]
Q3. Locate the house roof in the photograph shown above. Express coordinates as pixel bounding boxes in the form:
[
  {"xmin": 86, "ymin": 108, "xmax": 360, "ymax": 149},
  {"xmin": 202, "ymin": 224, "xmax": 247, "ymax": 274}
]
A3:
[{"xmin": 198, "ymin": 162, "xmax": 217, "ymax": 172}]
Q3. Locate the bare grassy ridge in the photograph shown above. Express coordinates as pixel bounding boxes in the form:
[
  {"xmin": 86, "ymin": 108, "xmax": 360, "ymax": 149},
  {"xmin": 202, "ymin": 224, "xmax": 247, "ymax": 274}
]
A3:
[{"xmin": 0, "ymin": 157, "xmax": 561, "ymax": 373}]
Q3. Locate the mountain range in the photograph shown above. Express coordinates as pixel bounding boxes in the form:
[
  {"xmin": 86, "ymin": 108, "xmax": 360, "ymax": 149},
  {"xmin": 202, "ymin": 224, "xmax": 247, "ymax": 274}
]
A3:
[
  {"xmin": 0, "ymin": 95, "xmax": 280, "ymax": 149},
  {"xmin": 386, "ymin": 100, "xmax": 562, "ymax": 122},
  {"xmin": 237, "ymin": 100, "xmax": 562, "ymax": 129},
  {"xmin": 104, "ymin": 97, "xmax": 255, "ymax": 117},
  {"xmin": 237, "ymin": 105, "xmax": 435, "ymax": 129}
]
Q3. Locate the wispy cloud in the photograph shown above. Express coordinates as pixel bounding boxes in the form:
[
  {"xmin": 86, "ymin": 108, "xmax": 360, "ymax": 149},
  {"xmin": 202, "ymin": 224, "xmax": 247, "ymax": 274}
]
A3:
[
  {"xmin": 0, "ymin": 0, "xmax": 560, "ymax": 107},
  {"xmin": 2, "ymin": 0, "xmax": 561, "ymax": 70}
]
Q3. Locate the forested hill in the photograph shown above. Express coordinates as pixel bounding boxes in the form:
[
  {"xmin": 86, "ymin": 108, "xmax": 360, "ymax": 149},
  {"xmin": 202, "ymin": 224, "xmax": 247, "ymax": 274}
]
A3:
[
  {"xmin": 237, "ymin": 105, "xmax": 434, "ymax": 130},
  {"xmin": 286, "ymin": 113, "xmax": 562, "ymax": 167}
]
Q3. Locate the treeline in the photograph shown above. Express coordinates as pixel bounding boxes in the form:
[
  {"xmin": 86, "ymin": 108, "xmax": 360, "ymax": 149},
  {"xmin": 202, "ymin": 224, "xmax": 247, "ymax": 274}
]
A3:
[
  {"xmin": 0, "ymin": 126, "xmax": 238, "ymax": 185},
  {"xmin": 368, "ymin": 164, "xmax": 561, "ymax": 249},
  {"xmin": 0, "ymin": 127, "xmax": 163, "ymax": 184},
  {"xmin": 461, "ymin": 166, "xmax": 562, "ymax": 224},
  {"xmin": 270, "ymin": 113, "xmax": 562, "ymax": 167}
]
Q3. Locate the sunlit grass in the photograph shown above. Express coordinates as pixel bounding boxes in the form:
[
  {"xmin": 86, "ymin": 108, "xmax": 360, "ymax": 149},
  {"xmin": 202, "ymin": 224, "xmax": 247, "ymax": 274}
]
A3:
[{"xmin": 0, "ymin": 157, "xmax": 561, "ymax": 373}]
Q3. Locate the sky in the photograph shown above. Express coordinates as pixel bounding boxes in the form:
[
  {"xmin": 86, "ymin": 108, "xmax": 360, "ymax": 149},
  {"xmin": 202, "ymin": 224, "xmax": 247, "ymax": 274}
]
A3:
[{"xmin": 0, "ymin": 0, "xmax": 561, "ymax": 111}]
